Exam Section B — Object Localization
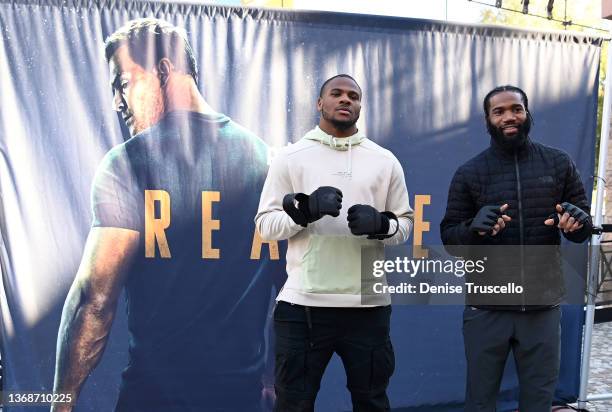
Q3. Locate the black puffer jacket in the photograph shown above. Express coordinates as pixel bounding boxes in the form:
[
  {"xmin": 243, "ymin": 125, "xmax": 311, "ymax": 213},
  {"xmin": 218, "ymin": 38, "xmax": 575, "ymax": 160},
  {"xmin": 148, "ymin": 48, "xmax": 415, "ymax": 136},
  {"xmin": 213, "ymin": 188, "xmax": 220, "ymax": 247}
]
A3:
[{"xmin": 440, "ymin": 138, "xmax": 591, "ymax": 310}]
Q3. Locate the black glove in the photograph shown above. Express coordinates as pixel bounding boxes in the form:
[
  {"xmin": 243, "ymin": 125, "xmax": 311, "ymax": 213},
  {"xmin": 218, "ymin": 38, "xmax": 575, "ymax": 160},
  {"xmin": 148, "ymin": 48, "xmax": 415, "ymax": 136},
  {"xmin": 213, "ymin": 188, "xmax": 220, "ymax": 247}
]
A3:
[
  {"xmin": 469, "ymin": 205, "xmax": 503, "ymax": 233},
  {"xmin": 347, "ymin": 204, "xmax": 397, "ymax": 239},
  {"xmin": 547, "ymin": 202, "xmax": 591, "ymax": 226},
  {"xmin": 283, "ymin": 186, "xmax": 342, "ymax": 227}
]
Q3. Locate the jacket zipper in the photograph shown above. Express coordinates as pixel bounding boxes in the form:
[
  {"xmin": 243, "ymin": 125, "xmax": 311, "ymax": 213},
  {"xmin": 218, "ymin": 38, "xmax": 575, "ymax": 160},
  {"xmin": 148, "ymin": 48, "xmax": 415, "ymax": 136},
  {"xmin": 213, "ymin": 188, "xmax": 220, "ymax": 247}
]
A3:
[{"xmin": 514, "ymin": 152, "xmax": 526, "ymax": 311}]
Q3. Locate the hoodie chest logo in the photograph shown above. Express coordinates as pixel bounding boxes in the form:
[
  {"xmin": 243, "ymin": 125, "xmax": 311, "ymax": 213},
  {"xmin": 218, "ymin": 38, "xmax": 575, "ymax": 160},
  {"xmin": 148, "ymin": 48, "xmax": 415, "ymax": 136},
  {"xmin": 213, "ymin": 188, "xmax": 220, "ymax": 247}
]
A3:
[{"xmin": 332, "ymin": 170, "xmax": 352, "ymax": 178}]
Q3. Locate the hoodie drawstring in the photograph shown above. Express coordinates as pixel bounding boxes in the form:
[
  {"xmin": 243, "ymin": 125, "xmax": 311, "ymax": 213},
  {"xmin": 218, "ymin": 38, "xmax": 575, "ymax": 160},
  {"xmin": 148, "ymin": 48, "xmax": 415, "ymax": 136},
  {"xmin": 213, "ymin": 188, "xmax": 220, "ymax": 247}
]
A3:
[
  {"xmin": 347, "ymin": 139, "xmax": 352, "ymax": 177},
  {"xmin": 314, "ymin": 131, "xmax": 356, "ymax": 177}
]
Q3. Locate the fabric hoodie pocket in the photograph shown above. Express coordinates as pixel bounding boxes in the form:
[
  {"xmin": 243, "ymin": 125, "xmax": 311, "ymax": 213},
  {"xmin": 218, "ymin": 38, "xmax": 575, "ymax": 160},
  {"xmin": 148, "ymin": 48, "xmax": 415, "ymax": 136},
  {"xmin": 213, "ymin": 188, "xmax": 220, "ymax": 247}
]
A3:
[{"xmin": 301, "ymin": 235, "xmax": 383, "ymax": 294}]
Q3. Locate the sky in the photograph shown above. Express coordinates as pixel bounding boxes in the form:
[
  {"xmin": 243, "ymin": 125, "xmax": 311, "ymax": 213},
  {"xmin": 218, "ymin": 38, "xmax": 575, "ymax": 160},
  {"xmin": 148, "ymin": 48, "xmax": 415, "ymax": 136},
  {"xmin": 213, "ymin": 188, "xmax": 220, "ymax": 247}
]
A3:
[
  {"xmin": 197, "ymin": 0, "xmax": 612, "ymax": 32},
  {"xmin": 204, "ymin": 0, "xmax": 487, "ymax": 23},
  {"xmin": 290, "ymin": 0, "xmax": 486, "ymax": 23}
]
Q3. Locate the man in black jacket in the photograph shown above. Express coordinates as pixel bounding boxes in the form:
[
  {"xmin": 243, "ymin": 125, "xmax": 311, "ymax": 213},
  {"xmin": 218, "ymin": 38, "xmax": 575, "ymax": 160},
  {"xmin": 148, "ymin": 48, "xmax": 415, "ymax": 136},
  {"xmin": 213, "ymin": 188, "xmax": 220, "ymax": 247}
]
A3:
[{"xmin": 440, "ymin": 85, "xmax": 592, "ymax": 412}]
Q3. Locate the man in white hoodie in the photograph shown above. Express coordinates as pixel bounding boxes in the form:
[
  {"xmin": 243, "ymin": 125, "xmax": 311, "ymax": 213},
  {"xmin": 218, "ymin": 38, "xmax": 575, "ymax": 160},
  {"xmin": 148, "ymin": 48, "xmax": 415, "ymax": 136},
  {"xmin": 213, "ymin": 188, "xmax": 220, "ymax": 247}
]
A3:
[{"xmin": 255, "ymin": 74, "xmax": 413, "ymax": 411}]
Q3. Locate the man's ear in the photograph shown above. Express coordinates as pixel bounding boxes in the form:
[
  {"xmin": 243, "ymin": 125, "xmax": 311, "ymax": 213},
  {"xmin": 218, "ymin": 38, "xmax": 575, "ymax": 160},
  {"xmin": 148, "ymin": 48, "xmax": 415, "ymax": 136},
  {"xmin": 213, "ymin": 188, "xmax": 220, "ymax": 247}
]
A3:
[
  {"xmin": 157, "ymin": 58, "xmax": 174, "ymax": 86},
  {"xmin": 317, "ymin": 97, "xmax": 322, "ymax": 112}
]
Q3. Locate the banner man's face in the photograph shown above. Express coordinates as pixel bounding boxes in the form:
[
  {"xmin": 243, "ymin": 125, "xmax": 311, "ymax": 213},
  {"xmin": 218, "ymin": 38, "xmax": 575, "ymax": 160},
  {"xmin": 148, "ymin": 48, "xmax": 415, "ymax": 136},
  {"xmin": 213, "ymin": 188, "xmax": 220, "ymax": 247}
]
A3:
[{"xmin": 109, "ymin": 45, "xmax": 166, "ymax": 136}]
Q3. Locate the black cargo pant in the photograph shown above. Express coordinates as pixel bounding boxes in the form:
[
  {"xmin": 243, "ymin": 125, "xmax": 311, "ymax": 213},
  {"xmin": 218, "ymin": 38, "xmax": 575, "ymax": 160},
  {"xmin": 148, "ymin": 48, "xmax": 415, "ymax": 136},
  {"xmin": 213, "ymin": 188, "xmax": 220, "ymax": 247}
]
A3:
[
  {"xmin": 463, "ymin": 306, "xmax": 561, "ymax": 412},
  {"xmin": 273, "ymin": 301, "xmax": 394, "ymax": 412}
]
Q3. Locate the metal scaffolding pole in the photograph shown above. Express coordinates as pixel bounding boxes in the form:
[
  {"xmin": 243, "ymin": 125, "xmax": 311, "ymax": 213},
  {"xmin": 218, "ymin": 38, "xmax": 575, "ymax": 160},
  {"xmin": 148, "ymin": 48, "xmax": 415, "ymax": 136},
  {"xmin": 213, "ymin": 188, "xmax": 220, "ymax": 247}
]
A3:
[{"xmin": 577, "ymin": 32, "xmax": 612, "ymax": 409}]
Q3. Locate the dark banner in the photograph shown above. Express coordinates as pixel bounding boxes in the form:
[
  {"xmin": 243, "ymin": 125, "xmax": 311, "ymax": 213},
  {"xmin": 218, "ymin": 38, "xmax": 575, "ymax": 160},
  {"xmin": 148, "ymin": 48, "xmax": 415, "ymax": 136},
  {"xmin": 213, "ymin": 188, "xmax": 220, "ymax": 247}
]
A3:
[{"xmin": 0, "ymin": 1, "xmax": 601, "ymax": 410}]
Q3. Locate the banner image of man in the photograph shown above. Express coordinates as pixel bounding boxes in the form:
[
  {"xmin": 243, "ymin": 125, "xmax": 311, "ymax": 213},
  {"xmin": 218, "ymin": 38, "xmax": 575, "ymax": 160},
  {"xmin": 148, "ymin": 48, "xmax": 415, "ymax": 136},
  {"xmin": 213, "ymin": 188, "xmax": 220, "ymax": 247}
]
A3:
[
  {"xmin": 440, "ymin": 85, "xmax": 592, "ymax": 411},
  {"xmin": 255, "ymin": 74, "xmax": 414, "ymax": 411},
  {"xmin": 51, "ymin": 18, "xmax": 273, "ymax": 411}
]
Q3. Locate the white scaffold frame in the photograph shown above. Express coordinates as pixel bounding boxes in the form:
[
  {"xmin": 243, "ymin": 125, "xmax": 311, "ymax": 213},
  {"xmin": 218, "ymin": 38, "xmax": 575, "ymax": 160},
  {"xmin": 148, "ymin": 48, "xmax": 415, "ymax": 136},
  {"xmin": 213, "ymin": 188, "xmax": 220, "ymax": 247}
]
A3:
[{"xmin": 577, "ymin": 30, "xmax": 612, "ymax": 410}]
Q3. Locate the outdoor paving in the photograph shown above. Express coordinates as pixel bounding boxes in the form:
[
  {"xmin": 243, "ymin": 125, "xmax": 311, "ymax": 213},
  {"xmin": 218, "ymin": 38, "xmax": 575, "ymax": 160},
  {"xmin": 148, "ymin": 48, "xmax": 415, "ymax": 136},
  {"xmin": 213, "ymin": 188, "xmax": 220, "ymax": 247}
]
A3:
[{"xmin": 573, "ymin": 321, "xmax": 612, "ymax": 411}]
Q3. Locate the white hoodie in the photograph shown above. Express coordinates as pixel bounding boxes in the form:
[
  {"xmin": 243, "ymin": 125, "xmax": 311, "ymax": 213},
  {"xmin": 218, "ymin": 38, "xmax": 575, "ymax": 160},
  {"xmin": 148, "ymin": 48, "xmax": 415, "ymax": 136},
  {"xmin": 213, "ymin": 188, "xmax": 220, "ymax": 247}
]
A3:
[{"xmin": 255, "ymin": 126, "xmax": 413, "ymax": 307}]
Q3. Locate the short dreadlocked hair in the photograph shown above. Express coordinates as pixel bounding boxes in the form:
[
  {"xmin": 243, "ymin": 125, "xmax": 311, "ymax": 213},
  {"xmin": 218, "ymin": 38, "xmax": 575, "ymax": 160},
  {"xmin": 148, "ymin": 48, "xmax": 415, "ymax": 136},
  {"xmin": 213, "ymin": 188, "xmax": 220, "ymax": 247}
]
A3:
[{"xmin": 483, "ymin": 85, "xmax": 529, "ymax": 116}]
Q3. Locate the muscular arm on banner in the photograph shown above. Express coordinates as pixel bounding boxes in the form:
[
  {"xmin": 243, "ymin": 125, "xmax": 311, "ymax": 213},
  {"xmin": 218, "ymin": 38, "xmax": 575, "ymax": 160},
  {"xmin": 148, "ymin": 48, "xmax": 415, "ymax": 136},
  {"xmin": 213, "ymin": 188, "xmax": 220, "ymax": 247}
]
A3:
[{"xmin": 52, "ymin": 227, "xmax": 139, "ymax": 411}]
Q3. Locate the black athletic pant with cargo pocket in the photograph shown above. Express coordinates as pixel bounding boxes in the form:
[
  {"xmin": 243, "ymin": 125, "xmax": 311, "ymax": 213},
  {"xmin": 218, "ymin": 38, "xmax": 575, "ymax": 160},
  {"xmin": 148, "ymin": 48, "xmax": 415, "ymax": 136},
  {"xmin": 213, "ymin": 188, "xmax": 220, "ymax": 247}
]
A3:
[{"xmin": 273, "ymin": 301, "xmax": 394, "ymax": 412}]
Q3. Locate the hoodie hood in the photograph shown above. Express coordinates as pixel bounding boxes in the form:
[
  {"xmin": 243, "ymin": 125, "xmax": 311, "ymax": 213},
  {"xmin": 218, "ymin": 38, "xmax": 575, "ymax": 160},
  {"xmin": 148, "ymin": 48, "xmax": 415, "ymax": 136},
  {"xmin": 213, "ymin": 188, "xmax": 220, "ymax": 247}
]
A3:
[
  {"xmin": 302, "ymin": 126, "xmax": 366, "ymax": 178},
  {"xmin": 303, "ymin": 126, "xmax": 366, "ymax": 151}
]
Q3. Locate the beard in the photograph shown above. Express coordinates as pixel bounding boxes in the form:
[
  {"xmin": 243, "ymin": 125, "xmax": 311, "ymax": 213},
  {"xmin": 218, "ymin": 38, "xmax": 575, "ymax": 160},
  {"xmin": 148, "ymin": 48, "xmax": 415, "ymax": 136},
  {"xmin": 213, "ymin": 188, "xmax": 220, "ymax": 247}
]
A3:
[
  {"xmin": 321, "ymin": 108, "xmax": 359, "ymax": 131},
  {"xmin": 130, "ymin": 96, "xmax": 166, "ymax": 136},
  {"xmin": 487, "ymin": 115, "xmax": 531, "ymax": 151}
]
